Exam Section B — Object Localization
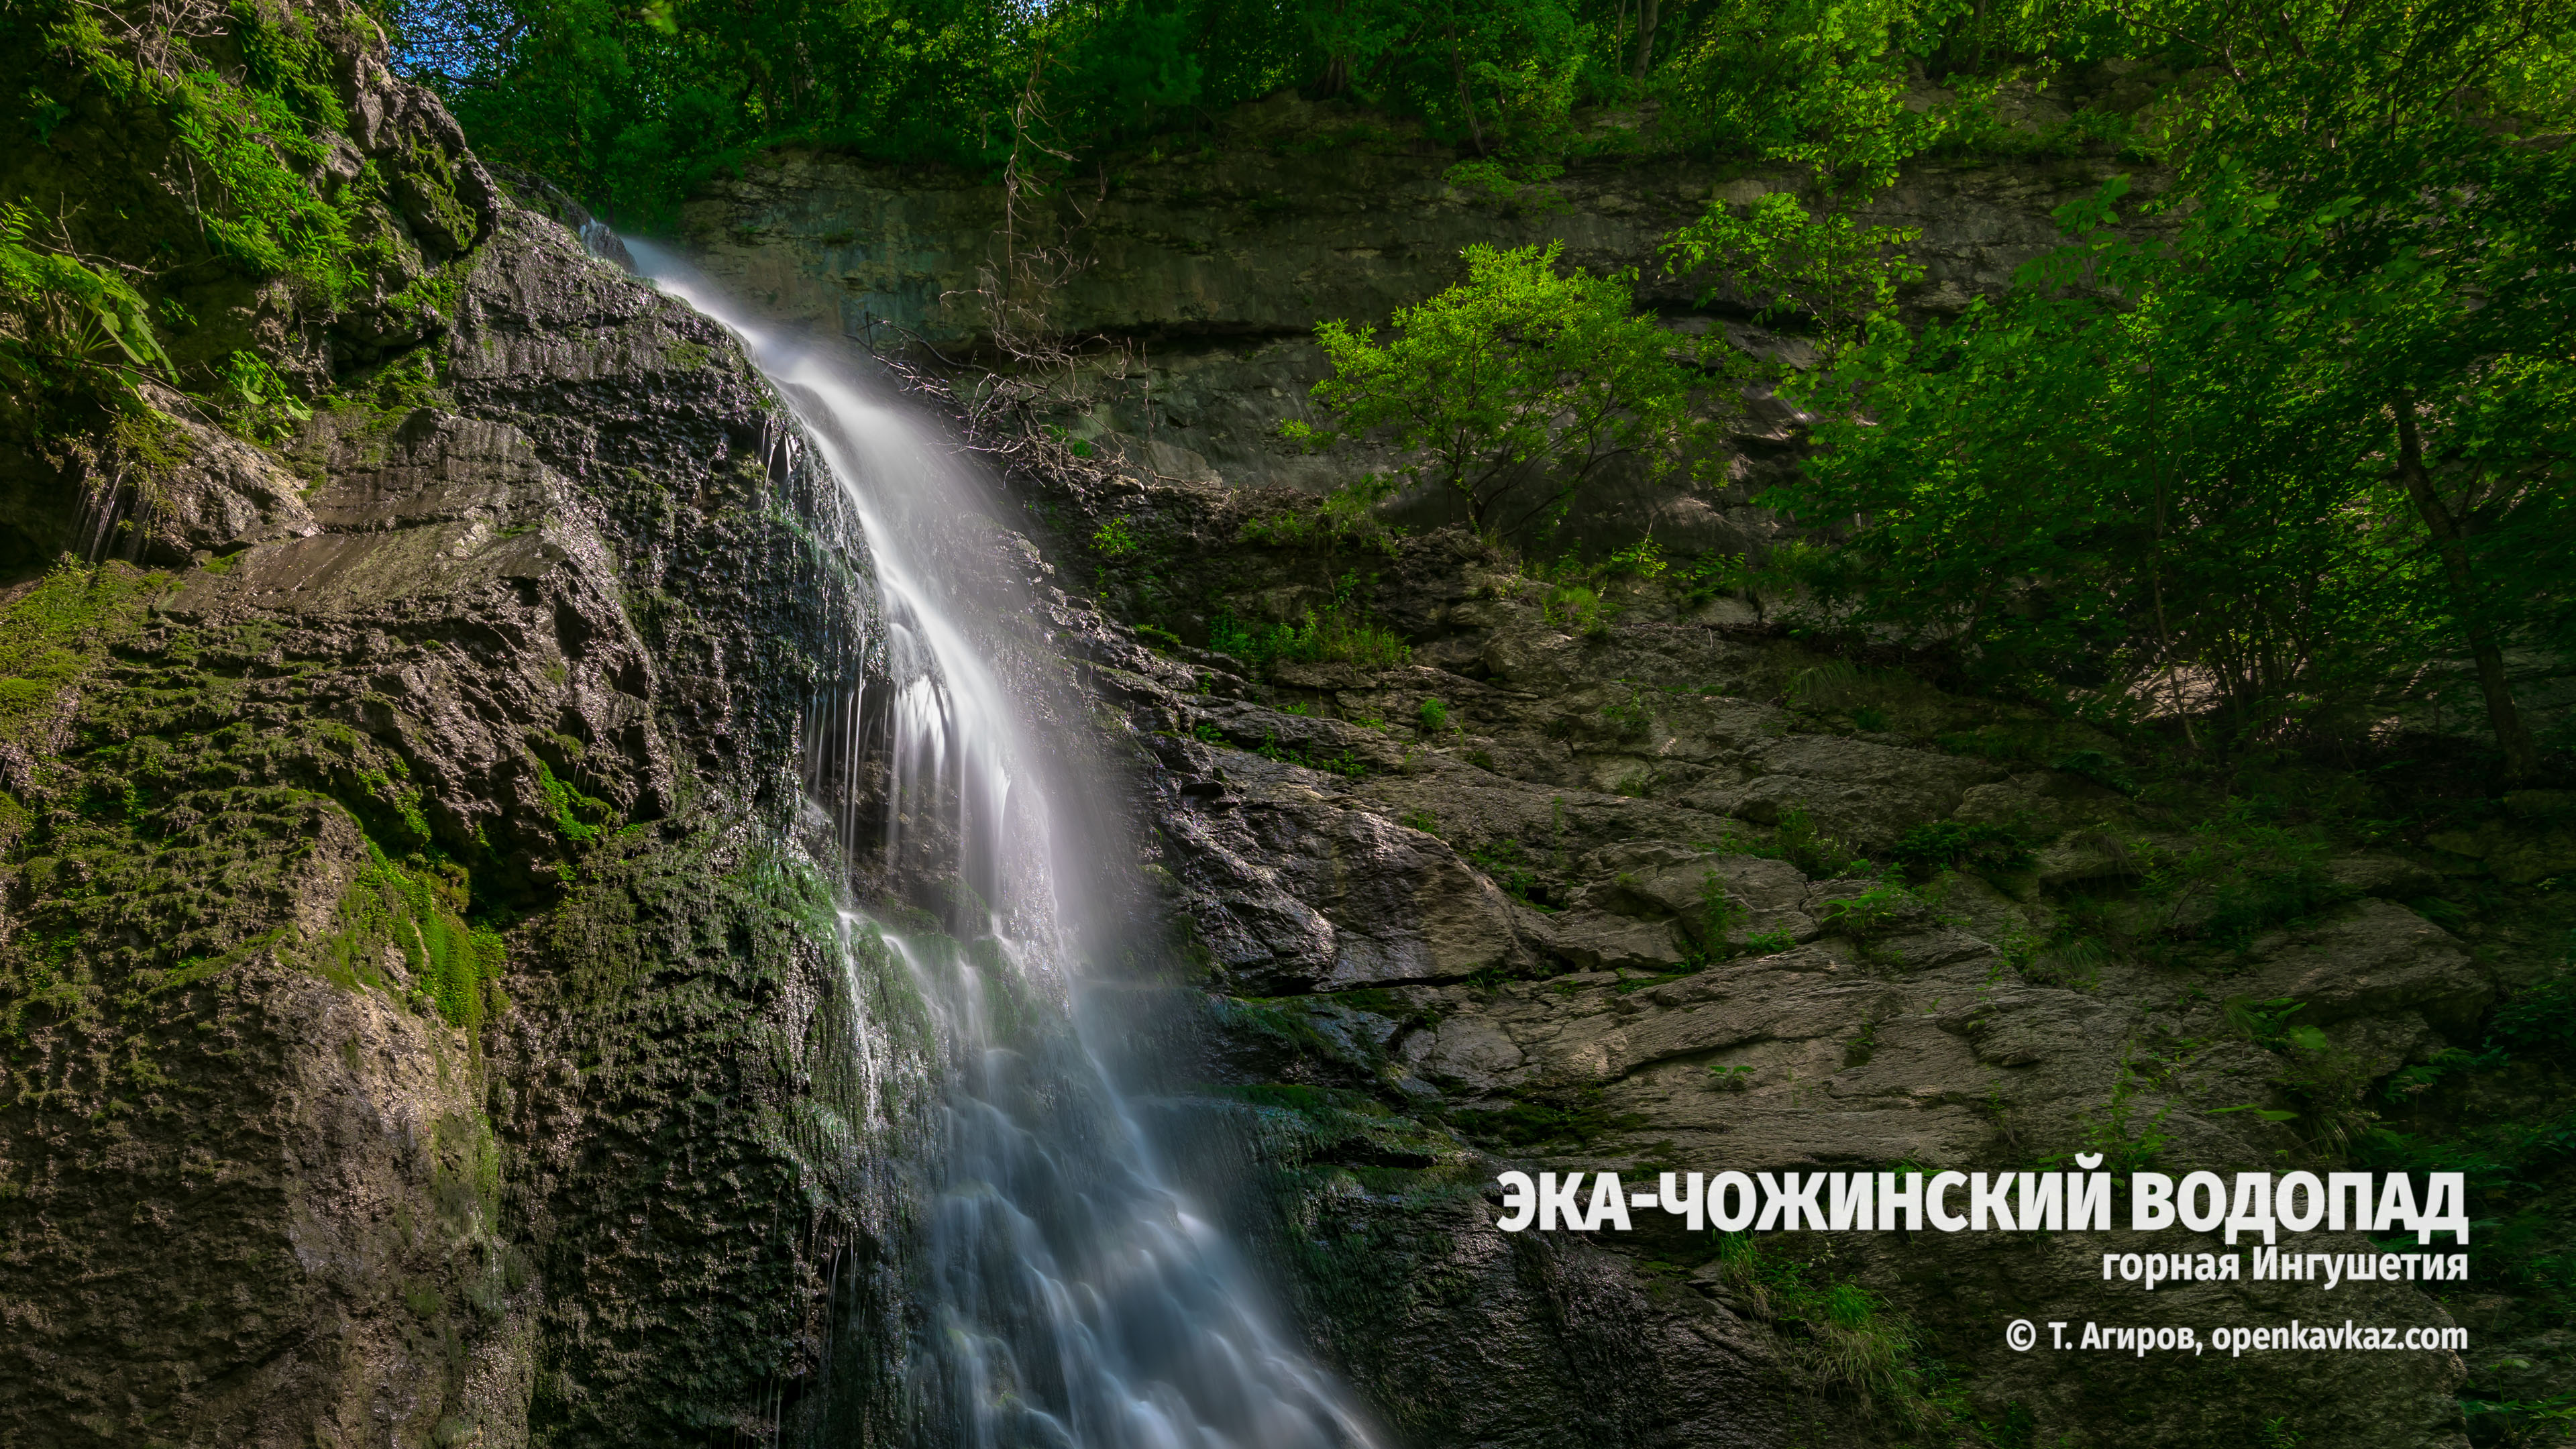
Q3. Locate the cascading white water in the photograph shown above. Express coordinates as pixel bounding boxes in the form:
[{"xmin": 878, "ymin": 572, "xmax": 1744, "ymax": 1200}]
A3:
[{"xmin": 627, "ymin": 242, "xmax": 1379, "ymax": 1449}]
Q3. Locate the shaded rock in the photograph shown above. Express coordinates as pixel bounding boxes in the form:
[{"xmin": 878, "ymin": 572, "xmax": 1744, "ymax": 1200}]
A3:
[
  {"xmin": 1155, "ymin": 746, "xmax": 1532, "ymax": 992},
  {"xmin": 1527, "ymin": 906, "xmax": 1688, "ymax": 972},
  {"xmin": 2328, "ymin": 853, "xmax": 2445, "ymax": 898},
  {"xmin": 1723, "ymin": 734, "xmax": 2004, "ymax": 847},
  {"xmin": 2230, "ymin": 899, "xmax": 2491, "ymax": 1036}
]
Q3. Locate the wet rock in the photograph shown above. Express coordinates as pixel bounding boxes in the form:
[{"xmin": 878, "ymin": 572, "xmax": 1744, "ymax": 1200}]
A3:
[{"xmin": 0, "ymin": 179, "xmax": 886, "ymax": 1449}]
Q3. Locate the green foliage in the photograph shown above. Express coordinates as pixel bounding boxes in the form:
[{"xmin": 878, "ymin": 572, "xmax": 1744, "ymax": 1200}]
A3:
[
  {"xmin": 1236, "ymin": 474, "xmax": 1404, "ymax": 556},
  {"xmin": 1761, "ymin": 1, "xmax": 2576, "ymax": 771},
  {"xmin": 1713, "ymin": 1234, "xmax": 1935, "ymax": 1424},
  {"xmin": 1209, "ymin": 606, "xmax": 1411, "ymax": 671},
  {"xmin": 2222, "ymin": 996, "xmax": 2312, "ymax": 1053},
  {"xmin": 1541, "ymin": 580, "xmax": 1607, "ymax": 635},
  {"xmin": 1250, "ymin": 729, "xmax": 1368, "ymax": 779},
  {"xmin": 1671, "ymin": 551, "xmax": 1752, "ymax": 607},
  {"xmin": 1090, "ymin": 516, "xmax": 1141, "ymax": 557},
  {"xmin": 413, "ymin": 0, "xmax": 1667, "ymax": 225},
  {"xmin": 2491, "ymin": 960, "xmax": 2576, "ymax": 1056},
  {"xmin": 1444, "ymin": 158, "xmax": 1568, "ymax": 213},
  {"xmin": 1718, "ymin": 807, "xmax": 1870, "ymax": 879},
  {"xmin": 1415, "ymin": 696, "xmax": 1448, "ymax": 733},
  {"xmin": 1208, "ymin": 572, "xmax": 1411, "ymax": 672},
  {"xmin": 214, "ymin": 350, "xmax": 313, "ymax": 443},
  {"xmin": 152, "ymin": 43, "xmax": 389, "ymax": 303},
  {"xmin": 1658, "ymin": 0, "xmax": 1972, "ymax": 191},
  {"xmin": 2063, "ymin": 1055, "xmax": 2174, "ymax": 1175},
  {"xmin": 0, "ymin": 203, "xmax": 173, "ymax": 402},
  {"xmin": 1599, "ymin": 684, "xmax": 1652, "ymax": 738},
  {"xmin": 2143, "ymin": 808, "xmax": 2348, "ymax": 949},
  {"xmin": 1887, "ymin": 821, "xmax": 2031, "ymax": 881},
  {"xmin": 1599, "ymin": 533, "xmax": 1666, "ymax": 582},
  {"xmin": 1813, "ymin": 879, "xmax": 1920, "ymax": 936},
  {"xmin": 1662, "ymin": 187, "xmax": 1923, "ymax": 349},
  {"xmin": 2380, "ymin": 949, "xmax": 2574, "ymax": 1108},
  {"xmin": 3, "ymin": 0, "xmax": 468, "ymax": 472},
  {"xmin": 1291, "ymin": 242, "xmax": 1701, "ymax": 539}
]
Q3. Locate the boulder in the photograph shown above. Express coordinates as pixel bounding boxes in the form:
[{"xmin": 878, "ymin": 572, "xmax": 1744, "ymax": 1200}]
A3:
[{"xmin": 2229, "ymin": 899, "xmax": 2491, "ymax": 1037}]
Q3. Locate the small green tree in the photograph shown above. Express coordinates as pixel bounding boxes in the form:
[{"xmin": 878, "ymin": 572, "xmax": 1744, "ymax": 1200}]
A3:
[
  {"xmin": 1287, "ymin": 242, "xmax": 1700, "ymax": 539},
  {"xmin": 1662, "ymin": 189, "xmax": 1924, "ymax": 352}
]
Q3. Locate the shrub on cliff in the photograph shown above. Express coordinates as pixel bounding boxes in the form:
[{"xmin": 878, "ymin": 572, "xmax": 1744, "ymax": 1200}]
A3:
[{"xmin": 1286, "ymin": 241, "xmax": 1704, "ymax": 541}]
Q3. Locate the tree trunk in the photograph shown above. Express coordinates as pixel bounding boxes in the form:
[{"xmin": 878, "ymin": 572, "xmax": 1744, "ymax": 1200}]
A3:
[
  {"xmin": 1449, "ymin": 38, "xmax": 1485, "ymax": 154},
  {"xmin": 2395, "ymin": 401, "xmax": 2538, "ymax": 781},
  {"xmin": 1631, "ymin": 0, "xmax": 1660, "ymax": 77}
]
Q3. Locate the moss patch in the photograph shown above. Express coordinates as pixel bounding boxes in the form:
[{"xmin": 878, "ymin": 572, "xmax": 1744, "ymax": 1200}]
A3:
[{"xmin": 0, "ymin": 559, "xmax": 171, "ymax": 750}]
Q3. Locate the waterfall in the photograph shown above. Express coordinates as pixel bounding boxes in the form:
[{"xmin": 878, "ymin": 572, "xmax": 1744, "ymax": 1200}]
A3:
[{"xmin": 625, "ymin": 242, "xmax": 1380, "ymax": 1449}]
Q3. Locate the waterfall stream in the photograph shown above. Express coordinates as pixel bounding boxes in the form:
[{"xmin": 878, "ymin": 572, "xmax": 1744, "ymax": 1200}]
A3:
[{"xmin": 626, "ymin": 243, "xmax": 1379, "ymax": 1449}]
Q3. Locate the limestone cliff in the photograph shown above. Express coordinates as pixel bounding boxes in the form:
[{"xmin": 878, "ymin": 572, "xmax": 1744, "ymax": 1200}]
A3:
[
  {"xmin": 0, "ymin": 5, "xmax": 920, "ymax": 1442},
  {"xmin": 677, "ymin": 105, "xmax": 2573, "ymax": 1449},
  {"xmin": 676, "ymin": 101, "xmax": 2155, "ymax": 560}
]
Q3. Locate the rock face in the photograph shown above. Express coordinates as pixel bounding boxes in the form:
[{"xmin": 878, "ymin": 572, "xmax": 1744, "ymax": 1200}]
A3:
[
  {"xmin": 1030, "ymin": 480, "xmax": 2497, "ymax": 1448},
  {"xmin": 679, "ymin": 152, "xmax": 2510, "ymax": 1449},
  {"xmin": 0, "ymin": 12, "xmax": 920, "ymax": 1442},
  {"xmin": 679, "ymin": 105, "xmax": 2151, "ymax": 555}
]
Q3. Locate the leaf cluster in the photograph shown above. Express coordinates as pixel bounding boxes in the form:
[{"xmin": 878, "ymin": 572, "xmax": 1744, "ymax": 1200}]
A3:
[{"xmin": 1290, "ymin": 241, "xmax": 1703, "ymax": 540}]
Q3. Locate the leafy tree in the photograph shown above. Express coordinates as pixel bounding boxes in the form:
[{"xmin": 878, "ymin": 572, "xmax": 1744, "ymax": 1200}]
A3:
[
  {"xmin": 1287, "ymin": 241, "xmax": 1700, "ymax": 539},
  {"xmin": 1764, "ymin": 0, "xmax": 2576, "ymax": 773},
  {"xmin": 1662, "ymin": 188, "xmax": 1923, "ymax": 349},
  {"xmin": 400, "ymin": 0, "xmax": 1654, "ymax": 226}
]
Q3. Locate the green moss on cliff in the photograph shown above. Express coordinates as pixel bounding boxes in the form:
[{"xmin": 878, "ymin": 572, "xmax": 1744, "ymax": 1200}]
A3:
[
  {"xmin": 515, "ymin": 835, "xmax": 926, "ymax": 1447},
  {"xmin": 317, "ymin": 847, "xmax": 506, "ymax": 1025},
  {"xmin": 0, "ymin": 559, "xmax": 170, "ymax": 751}
]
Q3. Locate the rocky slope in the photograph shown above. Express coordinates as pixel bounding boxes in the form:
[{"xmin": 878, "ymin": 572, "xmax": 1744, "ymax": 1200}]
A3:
[
  {"xmin": 0, "ymin": 7, "xmax": 928, "ymax": 1442},
  {"xmin": 674, "ymin": 111, "xmax": 2575, "ymax": 1448},
  {"xmin": 1022, "ymin": 484, "xmax": 2526, "ymax": 1449}
]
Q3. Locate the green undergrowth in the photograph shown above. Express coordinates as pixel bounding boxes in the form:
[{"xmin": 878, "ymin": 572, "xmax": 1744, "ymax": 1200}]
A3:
[
  {"xmin": 2362, "ymin": 945, "xmax": 2576, "ymax": 1285},
  {"xmin": 1236, "ymin": 475, "xmax": 1406, "ymax": 557},
  {"xmin": 313, "ymin": 844, "xmax": 506, "ymax": 1026},
  {"xmin": 0, "ymin": 203, "xmax": 172, "ymax": 407},
  {"xmin": 1210, "ymin": 590, "xmax": 1411, "ymax": 673},
  {"xmin": 1252, "ymin": 729, "xmax": 1369, "ymax": 780},
  {"xmin": 36, "ymin": 0, "xmax": 398, "ymax": 306},
  {"xmin": 1709, "ymin": 807, "xmax": 1876, "ymax": 880},
  {"xmin": 1713, "ymin": 1232, "xmax": 1940, "ymax": 1428},
  {"xmin": 3, "ymin": 0, "xmax": 476, "ymax": 460},
  {"xmin": 1887, "ymin": 821, "xmax": 2033, "ymax": 882}
]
